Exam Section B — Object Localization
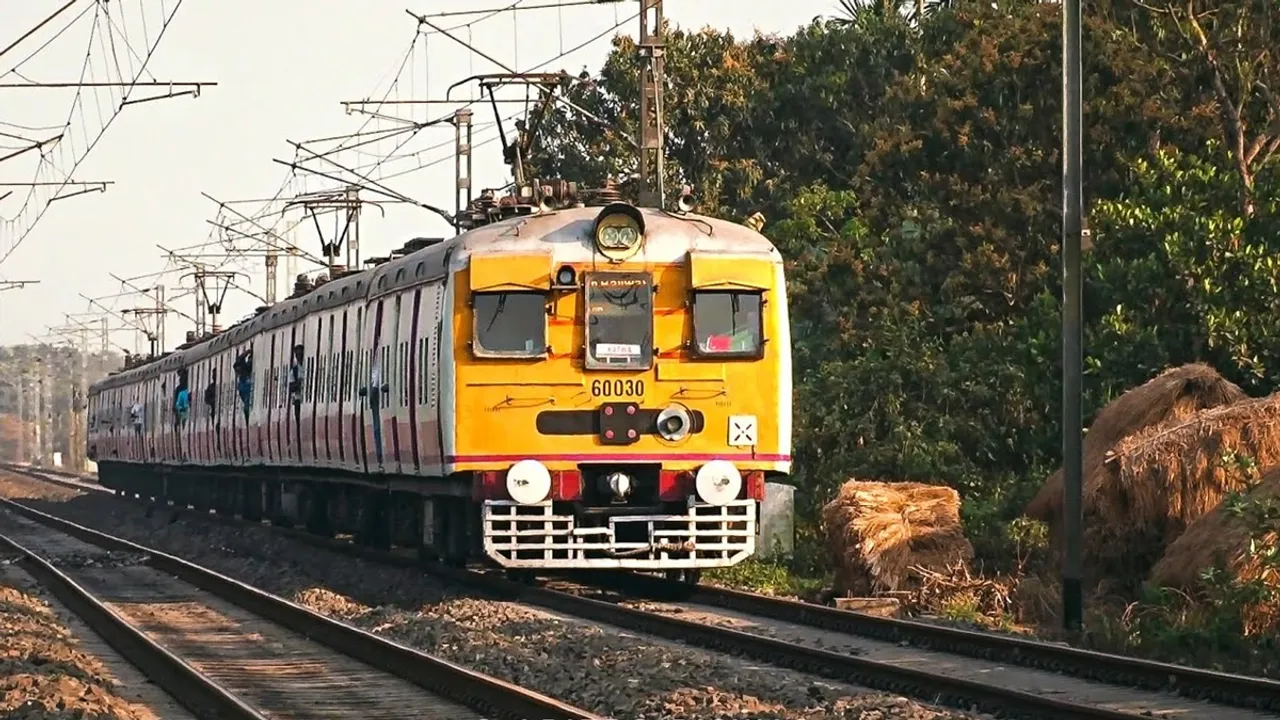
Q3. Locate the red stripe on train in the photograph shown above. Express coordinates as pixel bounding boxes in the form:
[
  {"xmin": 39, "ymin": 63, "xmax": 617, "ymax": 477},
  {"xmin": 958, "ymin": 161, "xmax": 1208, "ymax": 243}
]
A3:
[{"xmin": 446, "ymin": 452, "xmax": 790, "ymax": 463}]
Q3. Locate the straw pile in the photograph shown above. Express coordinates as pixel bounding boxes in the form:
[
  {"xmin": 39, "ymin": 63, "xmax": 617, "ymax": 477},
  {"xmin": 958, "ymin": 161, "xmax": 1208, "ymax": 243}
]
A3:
[
  {"xmin": 1025, "ymin": 363, "xmax": 1246, "ymax": 535},
  {"xmin": 822, "ymin": 480, "xmax": 974, "ymax": 596},
  {"xmin": 1083, "ymin": 393, "xmax": 1280, "ymax": 587},
  {"xmin": 1149, "ymin": 468, "xmax": 1280, "ymax": 634}
]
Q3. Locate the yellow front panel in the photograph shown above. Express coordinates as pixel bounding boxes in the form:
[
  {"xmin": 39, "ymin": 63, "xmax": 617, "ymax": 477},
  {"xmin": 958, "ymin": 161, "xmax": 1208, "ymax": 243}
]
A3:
[
  {"xmin": 689, "ymin": 252, "xmax": 774, "ymax": 290},
  {"xmin": 451, "ymin": 258, "xmax": 786, "ymax": 471},
  {"xmin": 469, "ymin": 252, "xmax": 553, "ymax": 291}
]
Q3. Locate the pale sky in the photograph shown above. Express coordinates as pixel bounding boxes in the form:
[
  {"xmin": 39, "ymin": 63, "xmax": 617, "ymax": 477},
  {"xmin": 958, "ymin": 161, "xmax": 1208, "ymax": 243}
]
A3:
[{"xmin": 0, "ymin": 0, "xmax": 841, "ymax": 351}]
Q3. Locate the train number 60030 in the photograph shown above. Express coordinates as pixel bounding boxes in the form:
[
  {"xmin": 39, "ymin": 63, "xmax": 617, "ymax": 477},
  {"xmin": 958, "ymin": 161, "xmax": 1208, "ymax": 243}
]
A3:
[{"xmin": 591, "ymin": 379, "xmax": 644, "ymax": 398}]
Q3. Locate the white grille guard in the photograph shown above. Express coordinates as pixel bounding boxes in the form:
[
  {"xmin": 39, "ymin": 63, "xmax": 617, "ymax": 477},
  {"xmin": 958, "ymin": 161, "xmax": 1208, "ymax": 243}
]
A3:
[{"xmin": 482, "ymin": 496, "xmax": 757, "ymax": 569}]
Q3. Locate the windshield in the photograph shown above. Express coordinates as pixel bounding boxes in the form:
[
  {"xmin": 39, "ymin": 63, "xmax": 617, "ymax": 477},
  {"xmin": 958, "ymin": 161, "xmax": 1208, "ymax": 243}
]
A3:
[
  {"xmin": 692, "ymin": 291, "xmax": 763, "ymax": 356},
  {"xmin": 585, "ymin": 273, "xmax": 654, "ymax": 370},
  {"xmin": 473, "ymin": 291, "xmax": 547, "ymax": 356}
]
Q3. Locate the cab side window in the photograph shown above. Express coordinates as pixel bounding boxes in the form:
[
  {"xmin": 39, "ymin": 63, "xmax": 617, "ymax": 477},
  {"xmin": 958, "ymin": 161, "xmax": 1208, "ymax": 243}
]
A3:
[
  {"xmin": 692, "ymin": 291, "xmax": 764, "ymax": 358},
  {"xmin": 472, "ymin": 291, "xmax": 547, "ymax": 356}
]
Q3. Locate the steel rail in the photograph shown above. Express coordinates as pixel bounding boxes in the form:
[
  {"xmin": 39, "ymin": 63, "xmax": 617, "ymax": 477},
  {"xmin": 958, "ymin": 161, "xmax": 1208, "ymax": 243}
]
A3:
[
  {"xmin": 590, "ymin": 569, "xmax": 1280, "ymax": 713},
  {"xmin": 0, "ymin": 531, "xmax": 268, "ymax": 720},
  {"xmin": 6, "ymin": 465, "xmax": 1273, "ymax": 717},
  {"xmin": 0, "ymin": 493, "xmax": 601, "ymax": 720}
]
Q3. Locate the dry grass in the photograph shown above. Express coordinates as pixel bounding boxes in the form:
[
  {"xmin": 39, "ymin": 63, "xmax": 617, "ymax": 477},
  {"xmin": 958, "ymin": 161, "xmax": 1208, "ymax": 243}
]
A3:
[
  {"xmin": 821, "ymin": 480, "xmax": 973, "ymax": 596},
  {"xmin": 1149, "ymin": 467, "xmax": 1280, "ymax": 635},
  {"xmin": 1025, "ymin": 363, "xmax": 1246, "ymax": 538},
  {"xmin": 1082, "ymin": 392, "xmax": 1280, "ymax": 590}
]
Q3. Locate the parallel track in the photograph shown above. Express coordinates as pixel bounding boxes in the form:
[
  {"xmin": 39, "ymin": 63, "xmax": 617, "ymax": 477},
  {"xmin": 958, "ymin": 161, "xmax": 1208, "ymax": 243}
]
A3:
[
  {"xmin": 585, "ymin": 570, "xmax": 1280, "ymax": 712},
  {"xmin": 5, "ymin": 465, "xmax": 1278, "ymax": 719},
  {"xmin": 0, "ymin": 481, "xmax": 599, "ymax": 720}
]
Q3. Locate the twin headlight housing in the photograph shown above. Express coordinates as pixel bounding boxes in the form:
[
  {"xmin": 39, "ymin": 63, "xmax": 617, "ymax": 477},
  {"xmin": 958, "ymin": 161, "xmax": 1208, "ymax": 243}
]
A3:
[{"xmin": 592, "ymin": 202, "xmax": 645, "ymax": 262}]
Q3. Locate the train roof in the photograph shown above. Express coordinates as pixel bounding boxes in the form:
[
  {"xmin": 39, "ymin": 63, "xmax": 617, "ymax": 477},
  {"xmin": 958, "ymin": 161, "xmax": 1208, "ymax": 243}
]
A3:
[{"xmin": 90, "ymin": 205, "xmax": 779, "ymax": 394}]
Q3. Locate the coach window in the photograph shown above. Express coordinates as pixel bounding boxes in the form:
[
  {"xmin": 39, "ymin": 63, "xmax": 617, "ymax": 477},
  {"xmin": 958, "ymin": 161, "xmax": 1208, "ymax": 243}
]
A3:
[
  {"xmin": 692, "ymin": 290, "xmax": 765, "ymax": 358},
  {"xmin": 472, "ymin": 291, "xmax": 547, "ymax": 357}
]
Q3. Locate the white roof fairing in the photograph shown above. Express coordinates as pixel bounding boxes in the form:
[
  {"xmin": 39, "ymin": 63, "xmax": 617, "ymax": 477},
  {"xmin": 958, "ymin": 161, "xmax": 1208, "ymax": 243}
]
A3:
[
  {"xmin": 451, "ymin": 207, "xmax": 783, "ymax": 268},
  {"xmin": 90, "ymin": 206, "xmax": 781, "ymax": 394}
]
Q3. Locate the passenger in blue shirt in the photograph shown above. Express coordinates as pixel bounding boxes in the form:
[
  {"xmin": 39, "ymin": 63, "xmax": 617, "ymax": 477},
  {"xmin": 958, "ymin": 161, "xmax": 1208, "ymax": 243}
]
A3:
[
  {"xmin": 175, "ymin": 385, "xmax": 190, "ymax": 424},
  {"xmin": 233, "ymin": 348, "xmax": 253, "ymax": 421},
  {"xmin": 173, "ymin": 368, "xmax": 190, "ymax": 426}
]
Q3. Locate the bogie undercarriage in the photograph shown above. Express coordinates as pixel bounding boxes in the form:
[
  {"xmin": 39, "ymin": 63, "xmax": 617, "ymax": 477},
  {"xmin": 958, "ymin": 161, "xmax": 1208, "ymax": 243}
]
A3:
[
  {"xmin": 97, "ymin": 462, "xmax": 482, "ymax": 566},
  {"xmin": 94, "ymin": 462, "xmax": 747, "ymax": 594}
]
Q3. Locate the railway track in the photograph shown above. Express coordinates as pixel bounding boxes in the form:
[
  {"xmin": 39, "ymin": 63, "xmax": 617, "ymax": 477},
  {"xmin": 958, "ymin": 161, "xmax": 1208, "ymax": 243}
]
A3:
[
  {"xmin": 581, "ymin": 570, "xmax": 1280, "ymax": 712},
  {"xmin": 0, "ymin": 487, "xmax": 599, "ymax": 720},
  {"xmin": 5, "ymin": 464, "xmax": 1279, "ymax": 719}
]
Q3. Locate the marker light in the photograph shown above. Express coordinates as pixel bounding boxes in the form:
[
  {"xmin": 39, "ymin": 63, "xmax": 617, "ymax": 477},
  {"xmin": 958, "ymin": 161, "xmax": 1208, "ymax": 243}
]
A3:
[
  {"xmin": 695, "ymin": 460, "xmax": 742, "ymax": 506},
  {"xmin": 506, "ymin": 459, "xmax": 552, "ymax": 505}
]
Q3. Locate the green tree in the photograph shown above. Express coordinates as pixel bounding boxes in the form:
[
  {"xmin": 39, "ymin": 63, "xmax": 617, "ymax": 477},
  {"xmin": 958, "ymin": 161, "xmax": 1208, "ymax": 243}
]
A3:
[
  {"xmin": 1105, "ymin": 0, "xmax": 1280, "ymax": 215},
  {"xmin": 529, "ymin": 0, "xmax": 1280, "ymax": 570}
]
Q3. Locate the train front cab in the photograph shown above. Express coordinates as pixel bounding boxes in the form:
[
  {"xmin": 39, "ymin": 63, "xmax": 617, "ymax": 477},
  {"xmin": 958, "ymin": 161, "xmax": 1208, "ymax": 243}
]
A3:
[{"xmin": 452, "ymin": 211, "xmax": 792, "ymax": 572}]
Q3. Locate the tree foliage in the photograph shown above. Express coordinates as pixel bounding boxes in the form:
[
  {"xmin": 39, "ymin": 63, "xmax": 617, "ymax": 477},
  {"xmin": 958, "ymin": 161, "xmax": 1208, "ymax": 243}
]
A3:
[
  {"xmin": 0, "ymin": 345, "xmax": 120, "ymax": 463},
  {"xmin": 528, "ymin": 1, "xmax": 1280, "ymax": 557}
]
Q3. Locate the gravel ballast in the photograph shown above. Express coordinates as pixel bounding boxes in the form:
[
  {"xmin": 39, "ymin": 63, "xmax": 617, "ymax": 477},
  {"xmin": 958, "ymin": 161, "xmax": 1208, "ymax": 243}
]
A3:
[
  {"xmin": 0, "ymin": 473, "xmax": 985, "ymax": 720},
  {"xmin": 0, "ymin": 563, "xmax": 176, "ymax": 719}
]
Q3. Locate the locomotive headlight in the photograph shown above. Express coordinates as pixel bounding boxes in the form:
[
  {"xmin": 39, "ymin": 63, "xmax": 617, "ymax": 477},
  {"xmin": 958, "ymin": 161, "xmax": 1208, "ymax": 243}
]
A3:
[
  {"xmin": 695, "ymin": 460, "xmax": 742, "ymax": 506},
  {"xmin": 655, "ymin": 404, "xmax": 692, "ymax": 442},
  {"xmin": 592, "ymin": 202, "xmax": 646, "ymax": 261},
  {"xmin": 505, "ymin": 459, "xmax": 552, "ymax": 505}
]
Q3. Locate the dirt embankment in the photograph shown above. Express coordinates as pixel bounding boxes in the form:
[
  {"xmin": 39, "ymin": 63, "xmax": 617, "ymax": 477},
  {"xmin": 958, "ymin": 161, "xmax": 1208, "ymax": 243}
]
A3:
[{"xmin": 0, "ymin": 569, "xmax": 162, "ymax": 719}]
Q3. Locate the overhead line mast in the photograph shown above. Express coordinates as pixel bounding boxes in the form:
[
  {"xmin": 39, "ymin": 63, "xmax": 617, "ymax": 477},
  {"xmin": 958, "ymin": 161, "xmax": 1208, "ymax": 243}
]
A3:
[{"xmin": 636, "ymin": 0, "xmax": 665, "ymax": 207}]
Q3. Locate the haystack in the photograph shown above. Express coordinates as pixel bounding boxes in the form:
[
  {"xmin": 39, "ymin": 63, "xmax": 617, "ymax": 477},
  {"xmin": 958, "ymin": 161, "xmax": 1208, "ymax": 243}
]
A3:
[
  {"xmin": 822, "ymin": 480, "xmax": 974, "ymax": 596},
  {"xmin": 1082, "ymin": 392, "xmax": 1280, "ymax": 588},
  {"xmin": 1025, "ymin": 363, "xmax": 1246, "ymax": 534},
  {"xmin": 1149, "ymin": 467, "xmax": 1280, "ymax": 634}
]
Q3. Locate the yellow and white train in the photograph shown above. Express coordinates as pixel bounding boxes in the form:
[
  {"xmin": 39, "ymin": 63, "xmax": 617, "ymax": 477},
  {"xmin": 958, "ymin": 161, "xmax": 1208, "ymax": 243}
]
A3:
[{"xmin": 88, "ymin": 196, "xmax": 792, "ymax": 581}]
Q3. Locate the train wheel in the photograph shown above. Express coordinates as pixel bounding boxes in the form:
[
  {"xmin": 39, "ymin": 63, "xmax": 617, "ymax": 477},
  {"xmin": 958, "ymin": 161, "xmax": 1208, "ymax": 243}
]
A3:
[
  {"xmin": 505, "ymin": 569, "xmax": 536, "ymax": 584},
  {"xmin": 663, "ymin": 569, "xmax": 702, "ymax": 600}
]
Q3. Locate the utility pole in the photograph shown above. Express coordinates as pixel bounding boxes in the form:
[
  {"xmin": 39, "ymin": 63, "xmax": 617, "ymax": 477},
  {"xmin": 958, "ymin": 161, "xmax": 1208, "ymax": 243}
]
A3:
[
  {"xmin": 33, "ymin": 359, "xmax": 50, "ymax": 466},
  {"xmin": 636, "ymin": 0, "xmax": 666, "ymax": 207},
  {"xmin": 1061, "ymin": 0, "xmax": 1085, "ymax": 632},
  {"xmin": 121, "ymin": 283, "xmax": 168, "ymax": 358},
  {"xmin": 17, "ymin": 367, "xmax": 27, "ymax": 464},
  {"xmin": 454, "ymin": 108, "xmax": 473, "ymax": 231},
  {"xmin": 43, "ymin": 358, "xmax": 53, "ymax": 467},
  {"xmin": 265, "ymin": 251, "xmax": 279, "ymax": 303},
  {"xmin": 58, "ymin": 326, "xmax": 90, "ymax": 473}
]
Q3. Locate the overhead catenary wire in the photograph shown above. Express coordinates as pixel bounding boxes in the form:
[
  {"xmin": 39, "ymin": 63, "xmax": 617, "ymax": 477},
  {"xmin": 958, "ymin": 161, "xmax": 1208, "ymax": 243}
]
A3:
[
  {"xmin": 1, "ymin": 0, "xmax": 195, "ymax": 266},
  {"xmin": 207, "ymin": 22, "xmax": 434, "ymax": 256},
  {"xmin": 311, "ymin": 8, "xmax": 639, "ymax": 194},
  {"xmin": 79, "ymin": 0, "xmax": 643, "ymax": 349}
]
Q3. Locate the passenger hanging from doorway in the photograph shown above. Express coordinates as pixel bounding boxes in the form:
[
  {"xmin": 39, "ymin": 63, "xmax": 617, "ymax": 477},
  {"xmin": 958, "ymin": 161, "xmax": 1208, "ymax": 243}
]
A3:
[
  {"xmin": 130, "ymin": 401, "xmax": 143, "ymax": 438},
  {"xmin": 233, "ymin": 348, "xmax": 253, "ymax": 419},
  {"xmin": 129, "ymin": 400, "xmax": 144, "ymax": 462},
  {"xmin": 174, "ymin": 368, "xmax": 190, "ymax": 461},
  {"xmin": 233, "ymin": 348, "xmax": 253, "ymax": 457},
  {"xmin": 205, "ymin": 369, "xmax": 220, "ymax": 453},
  {"xmin": 369, "ymin": 357, "xmax": 384, "ymax": 468},
  {"xmin": 288, "ymin": 345, "xmax": 304, "ymax": 460}
]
